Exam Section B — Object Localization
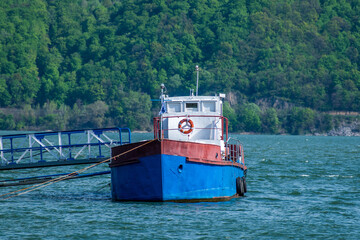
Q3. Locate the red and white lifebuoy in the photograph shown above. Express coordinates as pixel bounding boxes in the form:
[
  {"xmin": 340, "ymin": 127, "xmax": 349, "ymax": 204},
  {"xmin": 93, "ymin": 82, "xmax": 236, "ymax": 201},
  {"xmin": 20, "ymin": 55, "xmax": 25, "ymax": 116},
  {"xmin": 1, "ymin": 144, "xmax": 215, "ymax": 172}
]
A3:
[{"xmin": 178, "ymin": 119, "xmax": 194, "ymax": 134}]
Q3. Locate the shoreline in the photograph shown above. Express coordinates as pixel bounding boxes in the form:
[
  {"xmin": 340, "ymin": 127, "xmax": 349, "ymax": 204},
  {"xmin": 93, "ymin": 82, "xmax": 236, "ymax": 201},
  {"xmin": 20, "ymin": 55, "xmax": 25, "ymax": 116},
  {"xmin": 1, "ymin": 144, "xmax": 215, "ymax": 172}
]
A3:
[{"xmin": 1, "ymin": 122, "xmax": 359, "ymax": 137}]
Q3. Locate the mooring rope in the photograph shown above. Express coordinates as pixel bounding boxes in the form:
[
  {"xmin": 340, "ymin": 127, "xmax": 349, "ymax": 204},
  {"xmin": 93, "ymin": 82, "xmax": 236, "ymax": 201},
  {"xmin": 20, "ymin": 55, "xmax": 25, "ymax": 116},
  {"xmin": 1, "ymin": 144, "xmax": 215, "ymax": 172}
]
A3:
[{"xmin": 0, "ymin": 139, "xmax": 156, "ymax": 200}]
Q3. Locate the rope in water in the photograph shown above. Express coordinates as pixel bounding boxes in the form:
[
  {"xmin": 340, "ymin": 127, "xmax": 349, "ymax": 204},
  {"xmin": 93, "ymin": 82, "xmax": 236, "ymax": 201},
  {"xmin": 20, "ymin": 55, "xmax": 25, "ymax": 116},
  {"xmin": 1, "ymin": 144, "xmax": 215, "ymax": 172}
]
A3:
[{"xmin": 0, "ymin": 139, "xmax": 156, "ymax": 200}]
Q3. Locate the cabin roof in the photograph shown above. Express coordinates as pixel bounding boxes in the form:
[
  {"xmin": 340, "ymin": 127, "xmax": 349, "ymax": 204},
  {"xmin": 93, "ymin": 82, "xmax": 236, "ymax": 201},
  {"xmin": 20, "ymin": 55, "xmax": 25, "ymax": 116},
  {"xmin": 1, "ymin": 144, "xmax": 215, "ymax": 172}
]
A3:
[{"xmin": 164, "ymin": 95, "xmax": 221, "ymax": 102}]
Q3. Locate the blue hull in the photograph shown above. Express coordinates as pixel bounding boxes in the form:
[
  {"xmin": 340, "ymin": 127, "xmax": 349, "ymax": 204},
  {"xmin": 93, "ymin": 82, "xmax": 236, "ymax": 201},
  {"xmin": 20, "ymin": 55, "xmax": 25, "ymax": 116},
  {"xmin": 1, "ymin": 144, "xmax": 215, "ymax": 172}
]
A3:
[{"xmin": 111, "ymin": 153, "xmax": 245, "ymax": 201}]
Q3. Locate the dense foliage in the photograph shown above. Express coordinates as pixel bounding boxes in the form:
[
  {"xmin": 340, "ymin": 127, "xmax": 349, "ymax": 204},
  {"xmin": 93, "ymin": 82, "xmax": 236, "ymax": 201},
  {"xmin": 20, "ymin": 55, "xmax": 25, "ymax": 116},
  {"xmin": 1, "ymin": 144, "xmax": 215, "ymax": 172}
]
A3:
[{"xmin": 0, "ymin": 0, "xmax": 359, "ymax": 133}]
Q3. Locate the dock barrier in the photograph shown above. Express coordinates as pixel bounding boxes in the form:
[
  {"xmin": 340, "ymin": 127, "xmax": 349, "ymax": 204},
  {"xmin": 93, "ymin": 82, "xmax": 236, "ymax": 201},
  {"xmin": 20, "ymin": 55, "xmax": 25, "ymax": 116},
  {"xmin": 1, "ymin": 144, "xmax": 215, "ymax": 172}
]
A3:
[{"xmin": 0, "ymin": 128, "xmax": 131, "ymax": 170}]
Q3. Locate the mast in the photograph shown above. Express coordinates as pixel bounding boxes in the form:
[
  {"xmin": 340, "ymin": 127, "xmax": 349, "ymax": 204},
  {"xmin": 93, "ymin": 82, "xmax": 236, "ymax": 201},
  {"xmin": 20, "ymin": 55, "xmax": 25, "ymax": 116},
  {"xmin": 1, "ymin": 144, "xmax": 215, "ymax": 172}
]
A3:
[
  {"xmin": 196, "ymin": 65, "xmax": 199, "ymax": 96},
  {"xmin": 160, "ymin": 83, "xmax": 165, "ymax": 139}
]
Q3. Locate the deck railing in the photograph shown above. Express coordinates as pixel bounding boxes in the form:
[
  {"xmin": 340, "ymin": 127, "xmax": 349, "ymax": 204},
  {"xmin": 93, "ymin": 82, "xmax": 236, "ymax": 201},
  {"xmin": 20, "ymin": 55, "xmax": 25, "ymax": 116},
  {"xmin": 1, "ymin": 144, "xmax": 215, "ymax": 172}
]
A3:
[{"xmin": 225, "ymin": 139, "xmax": 245, "ymax": 165}]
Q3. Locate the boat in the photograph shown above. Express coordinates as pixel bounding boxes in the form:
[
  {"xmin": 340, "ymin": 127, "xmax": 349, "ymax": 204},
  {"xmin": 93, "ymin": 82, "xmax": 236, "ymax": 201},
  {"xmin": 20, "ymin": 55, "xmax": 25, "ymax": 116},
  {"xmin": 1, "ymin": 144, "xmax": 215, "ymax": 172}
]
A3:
[{"xmin": 109, "ymin": 75, "xmax": 247, "ymax": 202}]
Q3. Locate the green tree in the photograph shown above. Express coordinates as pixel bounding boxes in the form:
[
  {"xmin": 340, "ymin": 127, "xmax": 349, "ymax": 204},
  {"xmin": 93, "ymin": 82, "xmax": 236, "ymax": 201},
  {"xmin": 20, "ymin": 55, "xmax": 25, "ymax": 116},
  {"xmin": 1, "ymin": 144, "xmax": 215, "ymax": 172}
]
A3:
[
  {"xmin": 0, "ymin": 112, "xmax": 15, "ymax": 130},
  {"xmin": 287, "ymin": 107, "xmax": 316, "ymax": 135},
  {"xmin": 262, "ymin": 108, "xmax": 279, "ymax": 134},
  {"xmin": 223, "ymin": 101, "xmax": 239, "ymax": 132},
  {"xmin": 0, "ymin": 77, "xmax": 11, "ymax": 106},
  {"xmin": 119, "ymin": 91, "xmax": 152, "ymax": 130},
  {"xmin": 1, "ymin": 0, "xmax": 360, "ymax": 132},
  {"xmin": 238, "ymin": 103, "xmax": 262, "ymax": 132}
]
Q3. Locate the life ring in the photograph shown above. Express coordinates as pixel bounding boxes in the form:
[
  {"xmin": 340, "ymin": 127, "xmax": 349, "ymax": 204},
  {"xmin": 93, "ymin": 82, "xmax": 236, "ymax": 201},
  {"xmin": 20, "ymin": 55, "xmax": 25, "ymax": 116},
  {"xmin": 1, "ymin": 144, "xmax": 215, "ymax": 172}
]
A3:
[{"xmin": 178, "ymin": 119, "xmax": 194, "ymax": 134}]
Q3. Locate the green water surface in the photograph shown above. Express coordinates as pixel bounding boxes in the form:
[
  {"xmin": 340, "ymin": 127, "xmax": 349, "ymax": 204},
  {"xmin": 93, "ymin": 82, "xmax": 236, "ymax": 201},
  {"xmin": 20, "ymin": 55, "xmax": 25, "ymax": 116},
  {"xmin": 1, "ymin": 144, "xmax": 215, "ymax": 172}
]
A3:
[{"xmin": 0, "ymin": 133, "xmax": 359, "ymax": 239}]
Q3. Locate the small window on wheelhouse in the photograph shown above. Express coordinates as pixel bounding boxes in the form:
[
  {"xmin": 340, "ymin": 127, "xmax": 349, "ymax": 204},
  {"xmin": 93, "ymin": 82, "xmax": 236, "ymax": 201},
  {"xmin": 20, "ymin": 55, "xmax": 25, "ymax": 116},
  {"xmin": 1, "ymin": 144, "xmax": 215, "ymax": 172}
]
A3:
[
  {"xmin": 185, "ymin": 102, "xmax": 198, "ymax": 112},
  {"xmin": 168, "ymin": 102, "xmax": 181, "ymax": 112},
  {"xmin": 203, "ymin": 101, "xmax": 216, "ymax": 112}
]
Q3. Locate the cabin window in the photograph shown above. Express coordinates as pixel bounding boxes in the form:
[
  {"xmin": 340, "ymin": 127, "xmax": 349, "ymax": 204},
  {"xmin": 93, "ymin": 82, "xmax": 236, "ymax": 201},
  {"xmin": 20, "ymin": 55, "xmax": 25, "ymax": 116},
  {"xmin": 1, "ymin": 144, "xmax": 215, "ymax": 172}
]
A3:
[
  {"xmin": 203, "ymin": 101, "xmax": 216, "ymax": 112},
  {"xmin": 167, "ymin": 103, "xmax": 181, "ymax": 112},
  {"xmin": 185, "ymin": 102, "xmax": 198, "ymax": 111}
]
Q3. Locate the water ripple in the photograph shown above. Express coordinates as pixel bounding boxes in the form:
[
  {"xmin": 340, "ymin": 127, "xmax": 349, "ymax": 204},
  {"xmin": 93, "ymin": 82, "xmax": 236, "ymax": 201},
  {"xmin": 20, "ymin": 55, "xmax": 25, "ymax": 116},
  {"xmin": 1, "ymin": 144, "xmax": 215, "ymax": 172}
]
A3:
[{"xmin": 1, "ymin": 134, "xmax": 359, "ymax": 239}]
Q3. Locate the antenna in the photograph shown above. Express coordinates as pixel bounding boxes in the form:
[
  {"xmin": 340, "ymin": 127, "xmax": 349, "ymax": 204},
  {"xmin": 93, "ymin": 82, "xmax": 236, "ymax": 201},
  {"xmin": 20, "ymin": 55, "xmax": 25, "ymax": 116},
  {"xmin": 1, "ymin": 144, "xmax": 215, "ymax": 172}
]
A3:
[
  {"xmin": 159, "ymin": 83, "xmax": 166, "ymax": 139},
  {"xmin": 160, "ymin": 83, "xmax": 165, "ymax": 97},
  {"xmin": 160, "ymin": 83, "xmax": 166, "ymax": 104},
  {"xmin": 195, "ymin": 65, "xmax": 199, "ymax": 96}
]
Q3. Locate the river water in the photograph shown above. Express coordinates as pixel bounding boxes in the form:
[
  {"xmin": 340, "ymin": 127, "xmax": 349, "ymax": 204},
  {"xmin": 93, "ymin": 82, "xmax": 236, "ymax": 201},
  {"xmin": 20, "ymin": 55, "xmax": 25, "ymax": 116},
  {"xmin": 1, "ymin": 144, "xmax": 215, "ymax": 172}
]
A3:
[{"xmin": 0, "ymin": 133, "xmax": 359, "ymax": 239}]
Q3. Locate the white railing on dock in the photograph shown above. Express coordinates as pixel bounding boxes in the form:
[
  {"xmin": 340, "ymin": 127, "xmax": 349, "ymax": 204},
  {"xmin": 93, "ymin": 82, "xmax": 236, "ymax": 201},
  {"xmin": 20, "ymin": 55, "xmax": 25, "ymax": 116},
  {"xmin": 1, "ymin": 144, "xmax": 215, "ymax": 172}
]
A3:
[{"xmin": 0, "ymin": 128, "xmax": 131, "ymax": 169}]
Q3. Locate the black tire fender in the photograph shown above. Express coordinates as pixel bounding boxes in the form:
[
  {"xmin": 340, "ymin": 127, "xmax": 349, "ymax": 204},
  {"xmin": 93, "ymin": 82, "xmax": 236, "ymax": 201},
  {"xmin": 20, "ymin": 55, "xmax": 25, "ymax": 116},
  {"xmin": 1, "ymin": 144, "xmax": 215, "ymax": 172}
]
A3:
[
  {"xmin": 236, "ymin": 177, "xmax": 244, "ymax": 196},
  {"xmin": 242, "ymin": 177, "xmax": 247, "ymax": 193}
]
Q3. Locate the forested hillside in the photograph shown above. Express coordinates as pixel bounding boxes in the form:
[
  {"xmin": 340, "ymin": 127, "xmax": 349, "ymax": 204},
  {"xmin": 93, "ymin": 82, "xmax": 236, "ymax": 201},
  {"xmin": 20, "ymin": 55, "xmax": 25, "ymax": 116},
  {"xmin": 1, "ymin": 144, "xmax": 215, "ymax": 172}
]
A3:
[{"xmin": 0, "ymin": 0, "xmax": 359, "ymax": 134}]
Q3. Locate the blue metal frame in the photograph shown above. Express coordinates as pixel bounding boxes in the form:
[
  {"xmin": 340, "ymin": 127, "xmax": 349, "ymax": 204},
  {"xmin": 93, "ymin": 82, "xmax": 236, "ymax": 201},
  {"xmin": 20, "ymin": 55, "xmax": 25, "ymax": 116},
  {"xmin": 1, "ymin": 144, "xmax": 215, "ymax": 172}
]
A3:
[{"xmin": 0, "ymin": 128, "xmax": 131, "ymax": 167}]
